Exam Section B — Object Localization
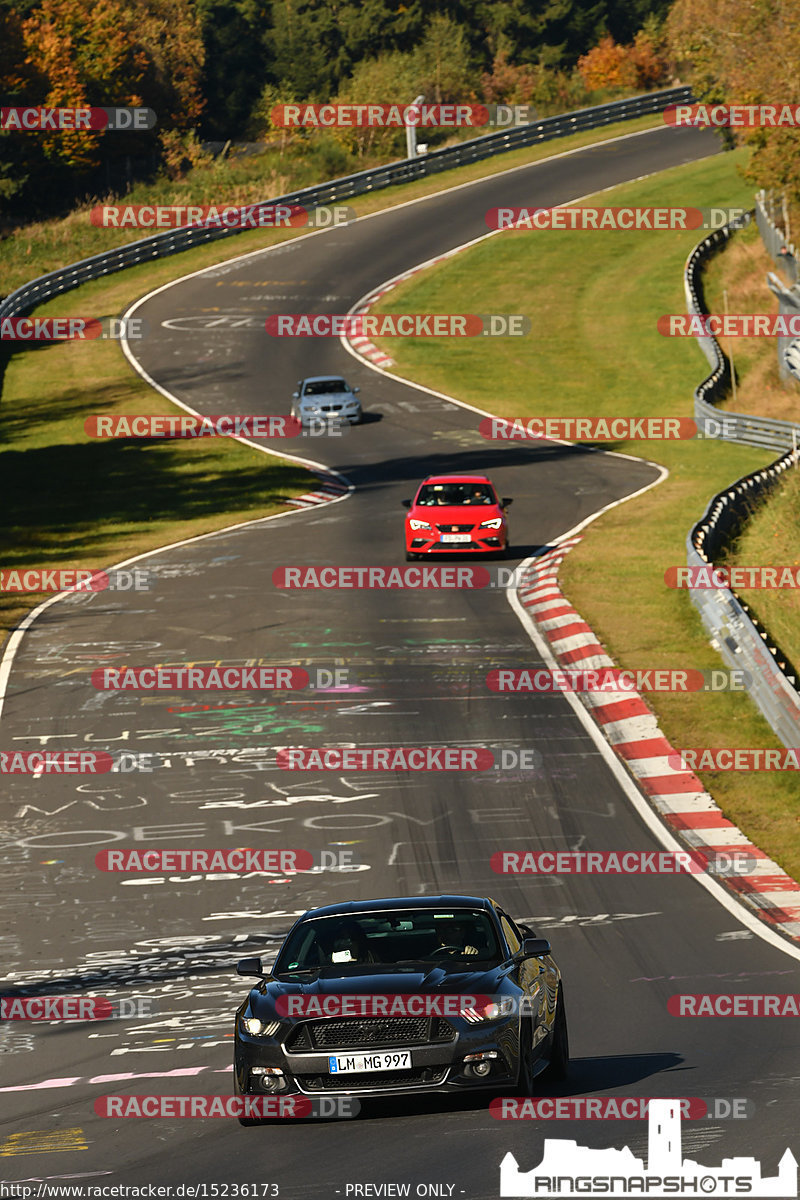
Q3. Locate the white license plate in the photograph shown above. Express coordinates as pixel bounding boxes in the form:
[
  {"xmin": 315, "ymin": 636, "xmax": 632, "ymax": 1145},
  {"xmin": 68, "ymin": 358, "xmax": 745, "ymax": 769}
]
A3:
[
  {"xmin": 328, "ymin": 1051, "xmax": 412, "ymax": 1074},
  {"xmin": 439, "ymin": 533, "xmax": 471, "ymax": 543}
]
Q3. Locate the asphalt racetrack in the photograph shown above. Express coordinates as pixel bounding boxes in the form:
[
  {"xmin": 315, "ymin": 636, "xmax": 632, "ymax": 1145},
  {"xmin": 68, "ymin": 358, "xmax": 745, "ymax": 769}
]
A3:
[{"xmin": 2, "ymin": 123, "xmax": 799, "ymax": 1195}]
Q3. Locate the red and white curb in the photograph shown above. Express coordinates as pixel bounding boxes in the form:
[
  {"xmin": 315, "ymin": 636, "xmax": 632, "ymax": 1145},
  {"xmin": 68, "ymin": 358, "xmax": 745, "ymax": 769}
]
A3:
[
  {"xmin": 344, "ymin": 249, "xmax": 462, "ymax": 369},
  {"xmin": 519, "ymin": 537, "xmax": 800, "ymax": 943},
  {"xmin": 283, "ymin": 475, "xmax": 350, "ymax": 509}
]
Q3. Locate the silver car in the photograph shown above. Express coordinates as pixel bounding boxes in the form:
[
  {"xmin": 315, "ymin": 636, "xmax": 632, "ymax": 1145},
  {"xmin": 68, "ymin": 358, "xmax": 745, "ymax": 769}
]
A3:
[{"xmin": 292, "ymin": 376, "xmax": 362, "ymax": 426}]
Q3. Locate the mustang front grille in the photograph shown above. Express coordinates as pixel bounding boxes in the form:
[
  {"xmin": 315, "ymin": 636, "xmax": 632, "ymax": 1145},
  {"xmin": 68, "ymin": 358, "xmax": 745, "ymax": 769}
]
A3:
[{"xmin": 285, "ymin": 1016, "xmax": 456, "ymax": 1052}]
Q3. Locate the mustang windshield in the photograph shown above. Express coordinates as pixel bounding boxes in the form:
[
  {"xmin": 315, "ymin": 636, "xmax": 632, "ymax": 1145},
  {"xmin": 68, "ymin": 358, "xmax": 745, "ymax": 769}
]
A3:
[{"xmin": 274, "ymin": 909, "xmax": 503, "ymax": 973}]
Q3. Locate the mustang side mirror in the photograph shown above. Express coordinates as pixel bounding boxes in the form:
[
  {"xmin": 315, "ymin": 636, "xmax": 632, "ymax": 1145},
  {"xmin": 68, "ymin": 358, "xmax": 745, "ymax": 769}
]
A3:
[
  {"xmin": 237, "ymin": 957, "xmax": 266, "ymax": 977},
  {"xmin": 353, "ymin": 386, "xmax": 360, "ymax": 393},
  {"xmin": 401, "ymin": 499, "xmax": 412, "ymax": 508},
  {"xmin": 501, "ymin": 498, "xmax": 513, "ymax": 508},
  {"xmin": 520, "ymin": 937, "xmax": 551, "ymax": 958},
  {"xmin": 292, "ymin": 391, "xmax": 299, "ymax": 399}
]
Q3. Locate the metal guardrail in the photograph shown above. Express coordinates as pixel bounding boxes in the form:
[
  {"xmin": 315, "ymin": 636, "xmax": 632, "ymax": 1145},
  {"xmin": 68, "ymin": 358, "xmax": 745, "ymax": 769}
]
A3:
[
  {"xmin": 754, "ymin": 189, "xmax": 798, "ymax": 283},
  {"xmin": 686, "ymin": 218, "xmax": 800, "ymax": 451},
  {"xmin": 684, "ymin": 219, "xmax": 800, "ymax": 743},
  {"xmin": 686, "ymin": 449, "xmax": 800, "ymax": 746},
  {"xmin": 0, "ymin": 86, "xmax": 691, "ymax": 321}
]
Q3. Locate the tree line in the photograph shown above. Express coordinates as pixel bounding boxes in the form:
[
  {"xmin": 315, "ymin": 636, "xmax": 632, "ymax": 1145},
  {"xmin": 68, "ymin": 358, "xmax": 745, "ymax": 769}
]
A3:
[{"xmin": 1, "ymin": 0, "xmax": 798, "ymax": 221}]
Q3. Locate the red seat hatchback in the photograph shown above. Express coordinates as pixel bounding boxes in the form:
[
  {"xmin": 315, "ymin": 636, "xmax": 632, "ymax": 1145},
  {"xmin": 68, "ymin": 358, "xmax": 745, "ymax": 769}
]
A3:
[{"xmin": 402, "ymin": 474, "xmax": 512, "ymax": 560}]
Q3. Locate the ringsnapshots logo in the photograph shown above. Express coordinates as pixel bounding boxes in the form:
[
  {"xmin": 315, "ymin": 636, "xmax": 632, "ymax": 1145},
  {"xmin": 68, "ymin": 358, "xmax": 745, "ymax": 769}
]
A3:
[
  {"xmin": 266, "ymin": 314, "xmax": 529, "ymax": 337},
  {"xmin": 90, "ymin": 204, "xmax": 355, "ymax": 229},
  {"xmin": 1, "ymin": 106, "xmax": 156, "ymax": 131},
  {"xmin": 499, "ymin": 1099, "xmax": 797, "ymax": 1198},
  {"xmin": 486, "ymin": 207, "xmax": 749, "ymax": 232}
]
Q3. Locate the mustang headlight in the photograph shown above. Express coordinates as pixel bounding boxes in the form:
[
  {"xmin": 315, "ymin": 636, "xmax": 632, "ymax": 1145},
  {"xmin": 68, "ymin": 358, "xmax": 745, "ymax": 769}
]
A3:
[
  {"xmin": 409, "ymin": 519, "xmax": 433, "ymax": 531},
  {"xmin": 479, "ymin": 517, "xmax": 503, "ymax": 529},
  {"xmin": 241, "ymin": 1016, "xmax": 280, "ymax": 1036},
  {"xmin": 461, "ymin": 997, "xmax": 515, "ymax": 1024}
]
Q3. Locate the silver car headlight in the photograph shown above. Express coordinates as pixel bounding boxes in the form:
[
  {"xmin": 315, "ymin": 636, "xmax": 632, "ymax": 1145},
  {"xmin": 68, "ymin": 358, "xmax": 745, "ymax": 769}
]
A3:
[
  {"xmin": 479, "ymin": 517, "xmax": 503, "ymax": 529},
  {"xmin": 409, "ymin": 519, "xmax": 433, "ymax": 531}
]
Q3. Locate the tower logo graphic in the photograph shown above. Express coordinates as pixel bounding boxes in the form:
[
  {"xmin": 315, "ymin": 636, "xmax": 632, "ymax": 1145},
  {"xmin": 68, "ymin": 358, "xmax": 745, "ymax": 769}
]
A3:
[{"xmin": 500, "ymin": 1099, "xmax": 797, "ymax": 1197}]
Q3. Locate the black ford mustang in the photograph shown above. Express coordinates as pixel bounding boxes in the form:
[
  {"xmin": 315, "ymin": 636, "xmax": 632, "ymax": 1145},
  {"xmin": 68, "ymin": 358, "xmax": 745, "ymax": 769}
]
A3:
[{"xmin": 233, "ymin": 894, "xmax": 568, "ymax": 1120}]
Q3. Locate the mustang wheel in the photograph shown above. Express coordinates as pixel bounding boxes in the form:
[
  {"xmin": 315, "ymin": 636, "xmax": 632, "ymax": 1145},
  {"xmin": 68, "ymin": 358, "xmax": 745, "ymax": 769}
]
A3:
[
  {"xmin": 543, "ymin": 988, "xmax": 569, "ymax": 1082},
  {"xmin": 516, "ymin": 1018, "xmax": 537, "ymax": 1096}
]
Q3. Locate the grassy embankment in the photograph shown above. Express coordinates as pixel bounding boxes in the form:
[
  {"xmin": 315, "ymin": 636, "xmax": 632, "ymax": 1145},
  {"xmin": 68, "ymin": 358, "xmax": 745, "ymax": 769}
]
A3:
[{"xmin": 365, "ymin": 149, "xmax": 800, "ymax": 882}]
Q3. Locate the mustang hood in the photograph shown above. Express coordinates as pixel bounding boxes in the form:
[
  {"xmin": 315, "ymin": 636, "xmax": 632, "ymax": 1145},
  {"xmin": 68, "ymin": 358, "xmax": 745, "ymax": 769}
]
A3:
[{"xmin": 251, "ymin": 967, "xmax": 503, "ymax": 1015}]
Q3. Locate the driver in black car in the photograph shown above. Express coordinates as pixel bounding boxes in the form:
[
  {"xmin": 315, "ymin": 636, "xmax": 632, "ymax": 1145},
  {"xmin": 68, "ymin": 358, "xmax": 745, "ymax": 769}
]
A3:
[{"xmin": 433, "ymin": 917, "xmax": 479, "ymax": 957}]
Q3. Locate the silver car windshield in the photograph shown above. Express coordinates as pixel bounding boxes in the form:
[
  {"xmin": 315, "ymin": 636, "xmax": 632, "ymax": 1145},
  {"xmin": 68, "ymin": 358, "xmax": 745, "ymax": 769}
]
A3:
[{"xmin": 303, "ymin": 379, "xmax": 348, "ymax": 396}]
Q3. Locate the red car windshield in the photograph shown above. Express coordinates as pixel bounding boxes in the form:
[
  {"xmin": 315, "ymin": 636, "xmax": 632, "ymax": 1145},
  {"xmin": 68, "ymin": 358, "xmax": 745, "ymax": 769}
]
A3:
[{"xmin": 415, "ymin": 484, "xmax": 496, "ymax": 507}]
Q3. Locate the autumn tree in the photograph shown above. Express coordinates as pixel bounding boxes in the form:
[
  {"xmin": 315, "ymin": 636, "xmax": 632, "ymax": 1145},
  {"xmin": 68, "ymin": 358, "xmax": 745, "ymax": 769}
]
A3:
[{"xmin": 666, "ymin": 0, "xmax": 800, "ymax": 206}]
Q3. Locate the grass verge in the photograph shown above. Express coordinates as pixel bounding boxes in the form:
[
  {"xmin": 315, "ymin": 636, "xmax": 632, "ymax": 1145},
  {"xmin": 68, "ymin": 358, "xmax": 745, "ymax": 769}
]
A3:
[
  {"xmin": 366, "ymin": 148, "xmax": 800, "ymax": 883},
  {"xmin": 0, "ymin": 113, "xmax": 665, "ymax": 295}
]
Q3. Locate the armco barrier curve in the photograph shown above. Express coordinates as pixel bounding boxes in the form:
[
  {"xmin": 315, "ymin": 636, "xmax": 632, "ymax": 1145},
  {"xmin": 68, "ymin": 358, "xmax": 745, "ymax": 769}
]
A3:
[
  {"xmin": 686, "ymin": 450, "xmax": 800, "ymax": 747},
  {"xmin": 686, "ymin": 216, "xmax": 800, "ymax": 452},
  {"xmin": 684, "ymin": 219, "xmax": 800, "ymax": 744},
  {"xmin": 0, "ymin": 87, "xmax": 690, "ymax": 322}
]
